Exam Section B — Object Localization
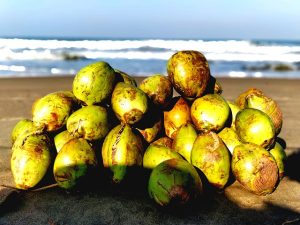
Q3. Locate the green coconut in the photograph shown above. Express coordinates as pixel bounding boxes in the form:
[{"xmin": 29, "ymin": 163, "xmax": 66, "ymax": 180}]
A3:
[
  {"xmin": 11, "ymin": 119, "xmax": 42, "ymax": 145},
  {"xmin": 135, "ymin": 107, "xmax": 163, "ymax": 143},
  {"xmin": 53, "ymin": 138, "xmax": 97, "ymax": 189},
  {"xmin": 213, "ymin": 80, "xmax": 223, "ymax": 95},
  {"xmin": 218, "ymin": 127, "xmax": 243, "ymax": 154},
  {"xmin": 66, "ymin": 105, "xmax": 109, "ymax": 141},
  {"xmin": 246, "ymin": 91, "xmax": 283, "ymax": 135},
  {"xmin": 191, "ymin": 94, "xmax": 230, "ymax": 133},
  {"xmin": 148, "ymin": 158, "xmax": 203, "ymax": 207},
  {"xmin": 54, "ymin": 130, "xmax": 74, "ymax": 153},
  {"xmin": 32, "ymin": 91, "xmax": 77, "ymax": 132},
  {"xmin": 151, "ymin": 137, "xmax": 173, "ymax": 148},
  {"xmin": 143, "ymin": 143, "xmax": 183, "ymax": 169},
  {"xmin": 235, "ymin": 108, "xmax": 275, "ymax": 149},
  {"xmin": 232, "ymin": 143, "xmax": 279, "ymax": 195},
  {"xmin": 114, "ymin": 69, "xmax": 137, "ymax": 87},
  {"xmin": 102, "ymin": 124, "xmax": 144, "ymax": 183},
  {"xmin": 236, "ymin": 88, "xmax": 263, "ymax": 109},
  {"xmin": 227, "ymin": 101, "xmax": 241, "ymax": 129},
  {"xmin": 172, "ymin": 123, "xmax": 197, "ymax": 162},
  {"xmin": 11, "ymin": 134, "xmax": 52, "ymax": 190},
  {"xmin": 167, "ymin": 50, "xmax": 210, "ymax": 99},
  {"xmin": 269, "ymin": 142, "xmax": 287, "ymax": 179},
  {"xmin": 191, "ymin": 131, "xmax": 231, "ymax": 189},
  {"xmin": 72, "ymin": 61, "xmax": 116, "ymax": 105},
  {"xmin": 111, "ymin": 82, "xmax": 148, "ymax": 125},
  {"xmin": 164, "ymin": 97, "xmax": 192, "ymax": 139},
  {"xmin": 139, "ymin": 74, "xmax": 173, "ymax": 106}
]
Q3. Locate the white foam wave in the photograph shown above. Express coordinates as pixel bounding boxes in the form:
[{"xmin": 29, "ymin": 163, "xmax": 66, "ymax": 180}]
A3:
[
  {"xmin": 0, "ymin": 64, "xmax": 26, "ymax": 72},
  {"xmin": 228, "ymin": 71, "xmax": 247, "ymax": 78},
  {"xmin": 1, "ymin": 38, "xmax": 300, "ymax": 62},
  {"xmin": 1, "ymin": 38, "xmax": 300, "ymax": 53},
  {"xmin": 0, "ymin": 38, "xmax": 254, "ymax": 51},
  {"xmin": 0, "ymin": 48, "xmax": 58, "ymax": 60},
  {"xmin": 82, "ymin": 50, "xmax": 175, "ymax": 60},
  {"xmin": 1, "ymin": 48, "xmax": 300, "ymax": 62},
  {"xmin": 50, "ymin": 68, "xmax": 76, "ymax": 74}
]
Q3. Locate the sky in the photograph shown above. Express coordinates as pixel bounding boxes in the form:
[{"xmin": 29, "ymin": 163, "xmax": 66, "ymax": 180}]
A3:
[{"xmin": 0, "ymin": 0, "xmax": 299, "ymax": 40}]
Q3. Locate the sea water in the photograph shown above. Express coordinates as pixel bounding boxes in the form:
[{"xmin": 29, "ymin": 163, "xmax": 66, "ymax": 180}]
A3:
[{"xmin": 0, "ymin": 37, "xmax": 300, "ymax": 78}]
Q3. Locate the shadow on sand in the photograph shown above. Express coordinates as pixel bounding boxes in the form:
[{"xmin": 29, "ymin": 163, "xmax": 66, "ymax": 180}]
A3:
[{"xmin": 1, "ymin": 150, "xmax": 300, "ymax": 225}]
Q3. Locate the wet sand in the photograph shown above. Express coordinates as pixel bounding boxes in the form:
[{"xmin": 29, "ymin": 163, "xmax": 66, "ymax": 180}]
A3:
[{"xmin": 0, "ymin": 76, "xmax": 300, "ymax": 224}]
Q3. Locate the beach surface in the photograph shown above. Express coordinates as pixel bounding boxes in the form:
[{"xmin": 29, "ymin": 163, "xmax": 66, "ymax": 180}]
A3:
[{"xmin": 0, "ymin": 76, "xmax": 300, "ymax": 225}]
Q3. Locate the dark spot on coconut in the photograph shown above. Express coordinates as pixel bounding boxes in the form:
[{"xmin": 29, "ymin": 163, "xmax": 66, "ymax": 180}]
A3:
[
  {"xmin": 111, "ymin": 125, "xmax": 125, "ymax": 164},
  {"xmin": 208, "ymin": 150, "xmax": 222, "ymax": 163},
  {"xmin": 127, "ymin": 89, "xmax": 137, "ymax": 101},
  {"xmin": 211, "ymin": 182, "xmax": 224, "ymax": 189},
  {"xmin": 34, "ymin": 146, "xmax": 43, "ymax": 156},
  {"xmin": 125, "ymin": 143, "xmax": 132, "ymax": 164},
  {"xmin": 124, "ymin": 109, "xmax": 143, "ymax": 124},
  {"xmin": 200, "ymin": 161, "xmax": 213, "ymax": 171},
  {"xmin": 153, "ymin": 137, "xmax": 173, "ymax": 148},
  {"xmin": 220, "ymin": 172, "xmax": 225, "ymax": 179},
  {"xmin": 169, "ymin": 185, "xmax": 190, "ymax": 205},
  {"xmin": 139, "ymin": 130, "xmax": 148, "ymax": 141},
  {"xmin": 157, "ymin": 180, "xmax": 171, "ymax": 195},
  {"xmin": 252, "ymin": 156, "xmax": 278, "ymax": 195},
  {"xmin": 55, "ymin": 171, "xmax": 72, "ymax": 182},
  {"xmin": 166, "ymin": 159, "xmax": 179, "ymax": 168},
  {"xmin": 161, "ymin": 165, "xmax": 178, "ymax": 176},
  {"xmin": 236, "ymin": 150, "xmax": 244, "ymax": 161},
  {"xmin": 17, "ymin": 184, "xmax": 30, "ymax": 190},
  {"xmin": 51, "ymin": 112, "xmax": 58, "ymax": 121}
]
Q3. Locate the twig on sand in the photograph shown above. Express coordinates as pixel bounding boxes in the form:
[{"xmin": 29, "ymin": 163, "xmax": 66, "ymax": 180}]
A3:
[{"xmin": 282, "ymin": 218, "xmax": 300, "ymax": 225}]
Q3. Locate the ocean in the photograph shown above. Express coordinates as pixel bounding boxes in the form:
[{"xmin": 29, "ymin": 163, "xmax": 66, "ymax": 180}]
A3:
[{"xmin": 0, "ymin": 37, "xmax": 300, "ymax": 78}]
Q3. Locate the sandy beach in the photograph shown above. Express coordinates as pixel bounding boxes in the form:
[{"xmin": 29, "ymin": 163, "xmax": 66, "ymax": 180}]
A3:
[{"xmin": 1, "ymin": 76, "xmax": 300, "ymax": 224}]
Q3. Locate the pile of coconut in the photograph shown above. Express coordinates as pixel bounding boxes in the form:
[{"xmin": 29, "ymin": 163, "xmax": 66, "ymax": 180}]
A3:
[{"xmin": 10, "ymin": 50, "xmax": 285, "ymax": 208}]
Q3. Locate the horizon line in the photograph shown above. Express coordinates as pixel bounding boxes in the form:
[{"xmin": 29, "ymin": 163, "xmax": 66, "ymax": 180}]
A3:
[{"xmin": 0, "ymin": 35, "xmax": 299, "ymax": 42}]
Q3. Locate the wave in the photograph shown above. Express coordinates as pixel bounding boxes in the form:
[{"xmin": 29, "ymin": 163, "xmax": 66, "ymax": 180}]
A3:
[
  {"xmin": 0, "ymin": 64, "xmax": 26, "ymax": 72},
  {"xmin": 0, "ymin": 63, "xmax": 77, "ymax": 77},
  {"xmin": 0, "ymin": 38, "xmax": 300, "ymax": 62},
  {"xmin": 1, "ymin": 38, "xmax": 300, "ymax": 78},
  {"xmin": 1, "ymin": 48, "xmax": 300, "ymax": 63}
]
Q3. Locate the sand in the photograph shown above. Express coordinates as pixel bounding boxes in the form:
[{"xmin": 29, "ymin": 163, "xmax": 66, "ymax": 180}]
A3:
[{"xmin": 0, "ymin": 76, "xmax": 300, "ymax": 225}]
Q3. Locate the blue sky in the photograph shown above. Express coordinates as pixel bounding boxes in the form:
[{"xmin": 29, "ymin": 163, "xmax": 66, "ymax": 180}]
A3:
[{"xmin": 0, "ymin": 0, "xmax": 299, "ymax": 39}]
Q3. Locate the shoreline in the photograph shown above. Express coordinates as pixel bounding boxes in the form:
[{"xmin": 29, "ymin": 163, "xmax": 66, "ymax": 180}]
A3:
[{"xmin": 1, "ymin": 74, "xmax": 300, "ymax": 79}]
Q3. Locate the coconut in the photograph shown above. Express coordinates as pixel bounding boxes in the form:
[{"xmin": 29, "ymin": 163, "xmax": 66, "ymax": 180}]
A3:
[
  {"xmin": 32, "ymin": 91, "xmax": 77, "ymax": 132},
  {"xmin": 102, "ymin": 124, "xmax": 144, "ymax": 183},
  {"xmin": 172, "ymin": 123, "xmax": 197, "ymax": 162},
  {"xmin": 139, "ymin": 74, "xmax": 173, "ymax": 106},
  {"xmin": 72, "ymin": 61, "xmax": 115, "ymax": 105},
  {"xmin": 111, "ymin": 82, "xmax": 148, "ymax": 125},
  {"xmin": 191, "ymin": 94, "xmax": 230, "ymax": 133},
  {"xmin": 191, "ymin": 131, "xmax": 231, "ymax": 189},
  {"xmin": 167, "ymin": 50, "xmax": 210, "ymax": 99},
  {"xmin": 53, "ymin": 138, "xmax": 97, "ymax": 189},
  {"xmin": 143, "ymin": 143, "xmax": 182, "ymax": 169},
  {"xmin": 148, "ymin": 158, "xmax": 203, "ymax": 207},
  {"xmin": 54, "ymin": 130, "xmax": 74, "ymax": 153},
  {"xmin": 269, "ymin": 141, "xmax": 287, "ymax": 179},
  {"xmin": 235, "ymin": 108, "xmax": 275, "ymax": 149},
  {"xmin": 164, "ymin": 97, "xmax": 192, "ymax": 139},
  {"xmin": 11, "ymin": 119, "xmax": 42, "ymax": 145},
  {"xmin": 218, "ymin": 127, "xmax": 243, "ymax": 154},
  {"xmin": 232, "ymin": 143, "xmax": 279, "ymax": 195},
  {"xmin": 11, "ymin": 134, "xmax": 52, "ymax": 190},
  {"xmin": 66, "ymin": 105, "xmax": 109, "ymax": 141}
]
